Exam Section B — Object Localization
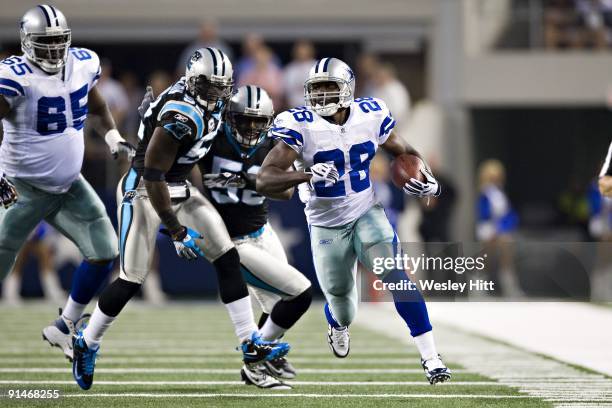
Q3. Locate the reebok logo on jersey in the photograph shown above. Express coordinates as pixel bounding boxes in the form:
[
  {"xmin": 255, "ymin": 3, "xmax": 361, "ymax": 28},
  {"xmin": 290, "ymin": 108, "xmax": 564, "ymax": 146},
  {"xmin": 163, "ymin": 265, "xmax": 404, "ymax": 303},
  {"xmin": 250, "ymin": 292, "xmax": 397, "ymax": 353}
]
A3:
[
  {"xmin": 174, "ymin": 113, "xmax": 188, "ymax": 123},
  {"xmin": 319, "ymin": 239, "xmax": 333, "ymax": 245}
]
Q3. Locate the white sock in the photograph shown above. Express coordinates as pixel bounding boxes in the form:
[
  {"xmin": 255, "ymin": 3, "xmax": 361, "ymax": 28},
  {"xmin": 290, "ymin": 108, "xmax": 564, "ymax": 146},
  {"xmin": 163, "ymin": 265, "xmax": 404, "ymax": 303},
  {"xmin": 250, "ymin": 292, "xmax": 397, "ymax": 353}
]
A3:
[
  {"xmin": 41, "ymin": 271, "xmax": 65, "ymax": 303},
  {"xmin": 224, "ymin": 296, "xmax": 258, "ymax": 342},
  {"xmin": 414, "ymin": 331, "xmax": 438, "ymax": 361},
  {"xmin": 260, "ymin": 317, "xmax": 286, "ymax": 341},
  {"xmin": 61, "ymin": 296, "xmax": 87, "ymax": 323},
  {"xmin": 82, "ymin": 305, "xmax": 115, "ymax": 349}
]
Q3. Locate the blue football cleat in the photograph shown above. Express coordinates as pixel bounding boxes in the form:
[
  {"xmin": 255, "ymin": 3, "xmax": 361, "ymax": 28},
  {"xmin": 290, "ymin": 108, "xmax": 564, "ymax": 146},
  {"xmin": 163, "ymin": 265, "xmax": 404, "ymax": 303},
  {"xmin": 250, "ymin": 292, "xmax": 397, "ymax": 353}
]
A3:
[
  {"xmin": 72, "ymin": 333, "xmax": 98, "ymax": 390},
  {"xmin": 240, "ymin": 332, "xmax": 290, "ymax": 365},
  {"xmin": 422, "ymin": 354, "xmax": 452, "ymax": 385}
]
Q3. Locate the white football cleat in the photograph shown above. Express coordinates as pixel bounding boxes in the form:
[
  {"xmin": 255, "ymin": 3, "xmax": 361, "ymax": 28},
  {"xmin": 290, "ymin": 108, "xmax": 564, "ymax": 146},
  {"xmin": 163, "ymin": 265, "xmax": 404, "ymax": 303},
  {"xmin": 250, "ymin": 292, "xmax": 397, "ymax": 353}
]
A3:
[
  {"xmin": 327, "ymin": 324, "xmax": 350, "ymax": 358},
  {"xmin": 422, "ymin": 354, "xmax": 452, "ymax": 385},
  {"xmin": 240, "ymin": 364, "xmax": 292, "ymax": 389},
  {"xmin": 42, "ymin": 309, "xmax": 90, "ymax": 362}
]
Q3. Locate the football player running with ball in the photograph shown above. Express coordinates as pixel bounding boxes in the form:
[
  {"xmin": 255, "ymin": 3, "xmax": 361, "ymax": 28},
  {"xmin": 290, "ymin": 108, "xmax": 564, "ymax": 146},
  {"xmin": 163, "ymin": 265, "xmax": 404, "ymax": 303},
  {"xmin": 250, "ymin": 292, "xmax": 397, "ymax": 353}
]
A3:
[
  {"xmin": 0, "ymin": 4, "xmax": 135, "ymax": 357},
  {"xmin": 200, "ymin": 85, "xmax": 312, "ymax": 385},
  {"xmin": 257, "ymin": 58, "xmax": 451, "ymax": 384},
  {"xmin": 72, "ymin": 49, "xmax": 289, "ymax": 390}
]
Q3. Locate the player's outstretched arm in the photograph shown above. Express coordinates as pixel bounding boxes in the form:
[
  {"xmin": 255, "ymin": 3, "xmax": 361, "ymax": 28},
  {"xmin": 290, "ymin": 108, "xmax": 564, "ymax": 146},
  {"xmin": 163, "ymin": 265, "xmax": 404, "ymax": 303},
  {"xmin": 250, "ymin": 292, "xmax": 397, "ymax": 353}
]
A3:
[
  {"xmin": 257, "ymin": 142, "xmax": 310, "ymax": 199},
  {"xmin": 88, "ymin": 87, "xmax": 136, "ymax": 159}
]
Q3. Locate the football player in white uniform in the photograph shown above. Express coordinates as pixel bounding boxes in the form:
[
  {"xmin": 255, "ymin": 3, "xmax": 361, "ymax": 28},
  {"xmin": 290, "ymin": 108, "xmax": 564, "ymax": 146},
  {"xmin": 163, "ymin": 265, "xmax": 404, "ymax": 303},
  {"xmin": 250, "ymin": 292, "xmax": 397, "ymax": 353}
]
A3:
[
  {"xmin": 258, "ymin": 58, "xmax": 451, "ymax": 384},
  {"xmin": 0, "ymin": 4, "xmax": 134, "ymax": 358}
]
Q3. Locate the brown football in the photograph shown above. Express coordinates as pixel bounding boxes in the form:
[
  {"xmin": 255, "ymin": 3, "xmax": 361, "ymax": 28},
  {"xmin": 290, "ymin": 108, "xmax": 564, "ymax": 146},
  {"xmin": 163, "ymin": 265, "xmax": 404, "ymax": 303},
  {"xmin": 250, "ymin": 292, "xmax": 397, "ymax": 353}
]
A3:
[{"xmin": 390, "ymin": 154, "xmax": 424, "ymax": 189}]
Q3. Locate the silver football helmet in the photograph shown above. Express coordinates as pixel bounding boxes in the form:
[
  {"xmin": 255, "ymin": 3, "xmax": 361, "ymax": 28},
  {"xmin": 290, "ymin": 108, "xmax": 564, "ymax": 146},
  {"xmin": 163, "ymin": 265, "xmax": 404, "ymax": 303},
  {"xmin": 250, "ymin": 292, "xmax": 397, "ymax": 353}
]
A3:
[
  {"xmin": 20, "ymin": 5, "xmax": 71, "ymax": 73},
  {"xmin": 226, "ymin": 85, "xmax": 274, "ymax": 152},
  {"xmin": 185, "ymin": 47, "xmax": 234, "ymax": 111},
  {"xmin": 304, "ymin": 57, "xmax": 355, "ymax": 116}
]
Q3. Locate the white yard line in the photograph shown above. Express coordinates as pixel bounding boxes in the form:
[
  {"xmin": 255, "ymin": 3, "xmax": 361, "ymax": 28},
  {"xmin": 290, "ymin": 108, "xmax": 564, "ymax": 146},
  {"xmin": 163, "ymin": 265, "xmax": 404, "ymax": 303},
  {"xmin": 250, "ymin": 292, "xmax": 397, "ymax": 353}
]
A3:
[
  {"xmin": 355, "ymin": 303, "xmax": 612, "ymax": 408},
  {"xmin": 59, "ymin": 392, "xmax": 535, "ymax": 399},
  {"xmin": 0, "ymin": 357, "xmax": 420, "ymax": 365},
  {"xmin": 0, "ymin": 367, "xmax": 468, "ymax": 374},
  {"xmin": 0, "ymin": 380, "xmax": 498, "ymax": 386}
]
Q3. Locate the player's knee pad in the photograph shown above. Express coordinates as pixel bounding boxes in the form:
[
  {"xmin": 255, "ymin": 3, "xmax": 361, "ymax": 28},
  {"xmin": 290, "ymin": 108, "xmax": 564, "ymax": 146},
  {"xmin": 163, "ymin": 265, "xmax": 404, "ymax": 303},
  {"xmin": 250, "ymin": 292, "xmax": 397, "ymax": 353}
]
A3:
[
  {"xmin": 213, "ymin": 247, "xmax": 249, "ymax": 304},
  {"xmin": 98, "ymin": 278, "xmax": 141, "ymax": 318},
  {"xmin": 270, "ymin": 286, "xmax": 313, "ymax": 329},
  {"xmin": 291, "ymin": 286, "xmax": 313, "ymax": 312}
]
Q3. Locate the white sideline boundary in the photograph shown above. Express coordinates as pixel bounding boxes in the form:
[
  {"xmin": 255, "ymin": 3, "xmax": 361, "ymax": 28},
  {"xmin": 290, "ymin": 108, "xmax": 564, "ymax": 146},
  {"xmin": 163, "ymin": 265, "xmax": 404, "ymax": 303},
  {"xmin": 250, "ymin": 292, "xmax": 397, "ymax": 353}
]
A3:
[
  {"xmin": 355, "ymin": 303, "xmax": 612, "ymax": 407},
  {"xmin": 426, "ymin": 302, "xmax": 612, "ymax": 376}
]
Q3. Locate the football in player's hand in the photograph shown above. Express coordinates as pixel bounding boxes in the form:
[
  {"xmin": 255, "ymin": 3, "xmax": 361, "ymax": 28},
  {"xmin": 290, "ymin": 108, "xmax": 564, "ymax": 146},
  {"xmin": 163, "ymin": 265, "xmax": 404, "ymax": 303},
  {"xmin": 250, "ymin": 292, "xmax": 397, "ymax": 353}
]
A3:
[{"xmin": 390, "ymin": 154, "xmax": 424, "ymax": 189}]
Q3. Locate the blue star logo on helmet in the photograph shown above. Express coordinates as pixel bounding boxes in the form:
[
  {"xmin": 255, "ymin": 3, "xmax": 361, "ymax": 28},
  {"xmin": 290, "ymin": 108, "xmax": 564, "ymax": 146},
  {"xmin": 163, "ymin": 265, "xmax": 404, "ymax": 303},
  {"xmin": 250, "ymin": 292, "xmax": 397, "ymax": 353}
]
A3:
[{"xmin": 346, "ymin": 67, "xmax": 355, "ymax": 82}]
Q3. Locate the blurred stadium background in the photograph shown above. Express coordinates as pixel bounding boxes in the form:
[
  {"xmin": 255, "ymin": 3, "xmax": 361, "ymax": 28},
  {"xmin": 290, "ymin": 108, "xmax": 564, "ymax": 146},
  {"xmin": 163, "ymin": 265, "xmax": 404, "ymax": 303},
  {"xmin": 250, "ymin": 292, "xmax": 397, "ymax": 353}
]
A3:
[
  {"xmin": 2, "ymin": 1, "xmax": 612, "ymax": 406},
  {"xmin": 0, "ymin": 0, "xmax": 612, "ymax": 298},
  {"xmin": 2, "ymin": 0, "xmax": 612, "ymax": 302}
]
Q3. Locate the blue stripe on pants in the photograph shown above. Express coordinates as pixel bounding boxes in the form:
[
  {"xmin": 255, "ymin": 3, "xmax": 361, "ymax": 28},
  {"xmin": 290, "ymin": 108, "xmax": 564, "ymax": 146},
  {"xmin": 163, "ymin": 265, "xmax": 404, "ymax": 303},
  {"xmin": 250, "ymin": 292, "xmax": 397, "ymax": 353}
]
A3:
[{"xmin": 119, "ymin": 169, "xmax": 138, "ymax": 272}]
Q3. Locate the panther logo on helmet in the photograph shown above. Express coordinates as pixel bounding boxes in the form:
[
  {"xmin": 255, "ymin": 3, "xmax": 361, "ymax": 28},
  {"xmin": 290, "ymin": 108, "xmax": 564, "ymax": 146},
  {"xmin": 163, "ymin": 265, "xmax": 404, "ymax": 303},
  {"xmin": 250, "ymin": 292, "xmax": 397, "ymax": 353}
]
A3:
[{"xmin": 185, "ymin": 47, "xmax": 234, "ymax": 111}]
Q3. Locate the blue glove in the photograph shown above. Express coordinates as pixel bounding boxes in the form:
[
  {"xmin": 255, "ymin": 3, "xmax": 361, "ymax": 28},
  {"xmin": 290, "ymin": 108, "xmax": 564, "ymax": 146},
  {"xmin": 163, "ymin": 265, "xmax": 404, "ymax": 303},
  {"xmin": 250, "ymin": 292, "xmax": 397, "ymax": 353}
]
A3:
[{"xmin": 172, "ymin": 227, "xmax": 204, "ymax": 260}]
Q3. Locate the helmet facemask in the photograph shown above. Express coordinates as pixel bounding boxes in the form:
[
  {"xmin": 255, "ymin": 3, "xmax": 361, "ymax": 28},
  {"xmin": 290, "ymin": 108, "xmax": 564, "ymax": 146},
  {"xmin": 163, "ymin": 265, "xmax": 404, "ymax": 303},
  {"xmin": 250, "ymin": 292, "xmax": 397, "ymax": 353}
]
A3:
[
  {"xmin": 21, "ymin": 30, "xmax": 71, "ymax": 73},
  {"xmin": 227, "ymin": 111, "xmax": 272, "ymax": 150},
  {"xmin": 304, "ymin": 78, "xmax": 352, "ymax": 116},
  {"xmin": 187, "ymin": 74, "xmax": 233, "ymax": 111}
]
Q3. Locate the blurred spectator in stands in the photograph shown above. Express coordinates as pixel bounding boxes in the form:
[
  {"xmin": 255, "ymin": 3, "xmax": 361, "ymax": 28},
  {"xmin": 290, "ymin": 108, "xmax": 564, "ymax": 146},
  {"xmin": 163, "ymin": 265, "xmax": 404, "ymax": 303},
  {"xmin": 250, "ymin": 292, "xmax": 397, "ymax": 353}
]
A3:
[
  {"xmin": 371, "ymin": 62, "xmax": 411, "ymax": 131},
  {"xmin": 545, "ymin": 0, "xmax": 612, "ymax": 49},
  {"xmin": 238, "ymin": 46, "xmax": 284, "ymax": 107},
  {"xmin": 235, "ymin": 33, "xmax": 280, "ymax": 84},
  {"xmin": 83, "ymin": 59, "xmax": 130, "ymax": 189},
  {"xmin": 476, "ymin": 159, "xmax": 521, "ymax": 297},
  {"xmin": 557, "ymin": 175, "xmax": 590, "ymax": 235},
  {"xmin": 476, "ymin": 159, "xmax": 518, "ymax": 241},
  {"xmin": 356, "ymin": 53, "xmax": 379, "ymax": 97},
  {"xmin": 2, "ymin": 223, "xmax": 64, "ymax": 305},
  {"xmin": 148, "ymin": 70, "xmax": 173, "ymax": 97},
  {"xmin": 119, "ymin": 71, "xmax": 142, "ymax": 139},
  {"xmin": 586, "ymin": 179, "xmax": 612, "ymax": 299},
  {"xmin": 176, "ymin": 19, "xmax": 233, "ymax": 77},
  {"xmin": 587, "ymin": 179, "xmax": 612, "ymax": 240},
  {"xmin": 98, "ymin": 59, "xmax": 129, "ymax": 130},
  {"xmin": 283, "ymin": 40, "xmax": 316, "ymax": 108}
]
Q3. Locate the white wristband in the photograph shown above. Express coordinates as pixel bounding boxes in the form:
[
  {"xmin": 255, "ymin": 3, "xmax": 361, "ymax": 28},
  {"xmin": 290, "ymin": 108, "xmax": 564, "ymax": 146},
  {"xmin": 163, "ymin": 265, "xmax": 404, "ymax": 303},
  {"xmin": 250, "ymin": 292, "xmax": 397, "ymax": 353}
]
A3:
[{"xmin": 104, "ymin": 129, "xmax": 124, "ymax": 147}]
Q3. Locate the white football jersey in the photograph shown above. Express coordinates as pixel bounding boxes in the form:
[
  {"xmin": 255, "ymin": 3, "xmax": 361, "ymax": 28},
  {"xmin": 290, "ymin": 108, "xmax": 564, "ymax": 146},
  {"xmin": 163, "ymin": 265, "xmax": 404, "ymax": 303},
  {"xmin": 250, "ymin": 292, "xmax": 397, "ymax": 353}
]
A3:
[
  {"xmin": 0, "ymin": 48, "xmax": 101, "ymax": 193},
  {"xmin": 271, "ymin": 97, "xmax": 396, "ymax": 227}
]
